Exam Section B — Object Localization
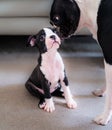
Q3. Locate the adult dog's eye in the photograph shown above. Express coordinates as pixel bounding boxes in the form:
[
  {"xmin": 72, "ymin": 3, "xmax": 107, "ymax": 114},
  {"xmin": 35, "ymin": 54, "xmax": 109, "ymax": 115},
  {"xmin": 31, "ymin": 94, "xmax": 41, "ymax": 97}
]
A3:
[
  {"xmin": 40, "ymin": 35, "xmax": 45, "ymax": 41},
  {"xmin": 53, "ymin": 16, "xmax": 60, "ymax": 25}
]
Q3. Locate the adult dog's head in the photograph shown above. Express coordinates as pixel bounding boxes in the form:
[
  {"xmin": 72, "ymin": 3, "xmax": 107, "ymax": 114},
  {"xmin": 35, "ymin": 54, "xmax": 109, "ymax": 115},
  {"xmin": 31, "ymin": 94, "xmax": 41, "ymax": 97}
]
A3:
[{"xmin": 50, "ymin": 0, "xmax": 80, "ymax": 38}]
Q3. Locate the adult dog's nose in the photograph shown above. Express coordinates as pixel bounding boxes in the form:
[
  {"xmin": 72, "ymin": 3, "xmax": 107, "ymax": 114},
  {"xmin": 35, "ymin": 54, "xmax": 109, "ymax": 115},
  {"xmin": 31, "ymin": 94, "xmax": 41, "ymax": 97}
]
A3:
[{"xmin": 50, "ymin": 35, "xmax": 56, "ymax": 40}]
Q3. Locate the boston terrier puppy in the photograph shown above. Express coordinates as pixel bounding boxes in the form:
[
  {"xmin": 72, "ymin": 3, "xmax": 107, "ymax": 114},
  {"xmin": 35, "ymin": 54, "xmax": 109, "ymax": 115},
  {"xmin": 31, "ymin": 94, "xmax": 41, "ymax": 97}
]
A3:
[
  {"xmin": 25, "ymin": 27, "xmax": 77, "ymax": 113},
  {"xmin": 50, "ymin": 0, "xmax": 112, "ymax": 125}
]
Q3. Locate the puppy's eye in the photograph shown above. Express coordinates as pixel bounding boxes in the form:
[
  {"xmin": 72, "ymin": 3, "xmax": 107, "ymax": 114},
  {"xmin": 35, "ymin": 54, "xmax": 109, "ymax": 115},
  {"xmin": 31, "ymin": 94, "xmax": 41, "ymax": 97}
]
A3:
[
  {"xmin": 53, "ymin": 29, "xmax": 57, "ymax": 33},
  {"xmin": 40, "ymin": 35, "xmax": 45, "ymax": 41}
]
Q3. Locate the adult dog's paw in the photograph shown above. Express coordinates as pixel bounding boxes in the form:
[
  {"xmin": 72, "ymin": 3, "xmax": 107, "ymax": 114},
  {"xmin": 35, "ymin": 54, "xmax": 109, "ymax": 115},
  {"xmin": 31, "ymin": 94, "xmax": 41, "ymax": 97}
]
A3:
[
  {"xmin": 92, "ymin": 88, "xmax": 106, "ymax": 97},
  {"xmin": 94, "ymin": 113, "xmax": 112, "ymax": 125}
]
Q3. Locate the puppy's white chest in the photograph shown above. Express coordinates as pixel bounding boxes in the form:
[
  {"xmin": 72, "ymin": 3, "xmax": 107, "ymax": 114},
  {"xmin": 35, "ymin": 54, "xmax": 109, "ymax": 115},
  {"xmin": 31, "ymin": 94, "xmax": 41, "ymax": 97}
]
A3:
[
  {"xmin": 43, "ymin": 63, "xmax": 60, "ymax": 83},
  {"xmin": 40, "ymin": 52, "xmax": 64, "ymax": 84}
]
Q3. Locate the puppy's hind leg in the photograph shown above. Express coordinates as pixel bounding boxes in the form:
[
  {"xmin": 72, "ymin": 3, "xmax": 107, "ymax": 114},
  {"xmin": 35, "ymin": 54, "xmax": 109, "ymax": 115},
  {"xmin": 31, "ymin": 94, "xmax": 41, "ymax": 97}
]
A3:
[
  {"xmin": 38, "ymin": 97, "xmax": 46, "ymax": 109},
  {"xmin": 25, "ymin": 81, "xmax": 41, "ymax": 98},
  {"xmin": 51, "ymin": 84, "xmax": 64, "ymax": 98},
  {"xmin": 25, "ymin": 81, "xmax": 46, "ymax": 109}
]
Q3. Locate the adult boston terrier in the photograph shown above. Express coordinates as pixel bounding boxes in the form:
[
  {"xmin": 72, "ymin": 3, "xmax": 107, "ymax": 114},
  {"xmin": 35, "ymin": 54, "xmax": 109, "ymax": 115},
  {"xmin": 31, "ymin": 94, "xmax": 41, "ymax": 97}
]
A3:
[
  {"xmin": 25, "ymin": 27, "xmax": 77, "ymax": 113},
  {"xmin": 50, "ymin": 0, "xmax": 112, "ymax": 125}
]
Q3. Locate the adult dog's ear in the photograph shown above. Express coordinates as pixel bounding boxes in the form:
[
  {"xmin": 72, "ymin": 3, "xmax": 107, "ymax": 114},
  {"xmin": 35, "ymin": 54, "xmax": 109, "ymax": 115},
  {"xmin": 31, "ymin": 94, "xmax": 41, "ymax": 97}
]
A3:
[{"xmin": 27, "ymin": 35, "xmax": 36, "ymax": 47}]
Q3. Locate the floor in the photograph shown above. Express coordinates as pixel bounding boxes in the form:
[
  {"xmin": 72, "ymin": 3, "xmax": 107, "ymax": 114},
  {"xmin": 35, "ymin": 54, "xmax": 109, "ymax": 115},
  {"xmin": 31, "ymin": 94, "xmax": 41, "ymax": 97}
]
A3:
[{"xmin": 0, "ymin": 36, "xmax": 112, "ymax": 130}]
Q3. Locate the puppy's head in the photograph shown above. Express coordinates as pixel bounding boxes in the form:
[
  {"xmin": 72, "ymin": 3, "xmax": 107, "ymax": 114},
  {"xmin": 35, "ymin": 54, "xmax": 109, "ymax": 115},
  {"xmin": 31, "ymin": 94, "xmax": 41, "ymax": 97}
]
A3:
[{"xmin": 27, "ymin": 28, "xmax": 61, "ymax": 53}]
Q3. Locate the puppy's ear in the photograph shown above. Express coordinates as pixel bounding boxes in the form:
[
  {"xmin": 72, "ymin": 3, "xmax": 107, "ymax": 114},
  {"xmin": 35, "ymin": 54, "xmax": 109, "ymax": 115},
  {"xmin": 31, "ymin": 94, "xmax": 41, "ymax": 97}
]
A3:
[{"xmin": 27, "ymin": 35, "xmax": 36, "ymax": 47}]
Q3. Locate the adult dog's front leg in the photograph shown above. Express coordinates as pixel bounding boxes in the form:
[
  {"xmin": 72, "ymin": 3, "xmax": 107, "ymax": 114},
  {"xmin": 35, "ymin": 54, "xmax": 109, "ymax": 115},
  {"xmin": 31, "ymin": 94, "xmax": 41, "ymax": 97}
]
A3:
[{"xmin": 94, "ymin": 61, "xmax": 112, "ymax": 125}]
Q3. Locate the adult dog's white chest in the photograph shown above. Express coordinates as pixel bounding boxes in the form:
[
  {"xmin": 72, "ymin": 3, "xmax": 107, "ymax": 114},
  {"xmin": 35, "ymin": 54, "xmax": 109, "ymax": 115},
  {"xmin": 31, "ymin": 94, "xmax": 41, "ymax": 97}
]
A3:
[
  {"xmin": 76, "ymin": 0, "xmax": 101, "ymax": 40},
  {"xmin": 40, "ymin": 51, "xmax": 64, "ymax": 87}
]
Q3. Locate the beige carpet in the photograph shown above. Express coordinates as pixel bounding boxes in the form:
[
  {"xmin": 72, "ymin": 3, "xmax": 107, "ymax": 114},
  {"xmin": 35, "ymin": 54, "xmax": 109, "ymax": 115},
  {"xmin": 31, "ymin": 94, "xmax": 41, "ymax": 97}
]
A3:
[{"xmin": 0, "ymin": 52, "xmax": 112, "ymax": 130}]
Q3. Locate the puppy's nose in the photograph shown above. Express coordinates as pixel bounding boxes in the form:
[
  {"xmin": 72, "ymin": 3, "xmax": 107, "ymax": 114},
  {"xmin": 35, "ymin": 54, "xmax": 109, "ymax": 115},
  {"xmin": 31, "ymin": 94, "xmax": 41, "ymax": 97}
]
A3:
[{"xmin": 50, "ymin": 35, "xmax": 56, "ymax": 40}]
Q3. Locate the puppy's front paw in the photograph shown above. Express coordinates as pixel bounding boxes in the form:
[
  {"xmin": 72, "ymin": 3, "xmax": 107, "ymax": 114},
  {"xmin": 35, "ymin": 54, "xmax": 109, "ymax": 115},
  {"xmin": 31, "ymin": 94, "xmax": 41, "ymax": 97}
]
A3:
[
  {"xmin": 94, "ymin": 112, "xmax": 112, "ymax": 125},
  {"xmin": 44, "ymin": 98, "xmax": 55, "ymax": 113},
  {"xmin": 67, "ymin": 98, "xmax": 77, "ymax": 109}
]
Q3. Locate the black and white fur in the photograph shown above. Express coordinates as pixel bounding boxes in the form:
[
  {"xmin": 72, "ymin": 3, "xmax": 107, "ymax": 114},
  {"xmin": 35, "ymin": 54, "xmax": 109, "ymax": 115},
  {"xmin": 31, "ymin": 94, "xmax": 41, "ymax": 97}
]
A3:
[
  {"xmin": 50, "ymin": 0, "xmax": 112, "ymax": 125},
  {"xmin": 25, "ymin": 28, "xmax": 77, "ymax": 113}
]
